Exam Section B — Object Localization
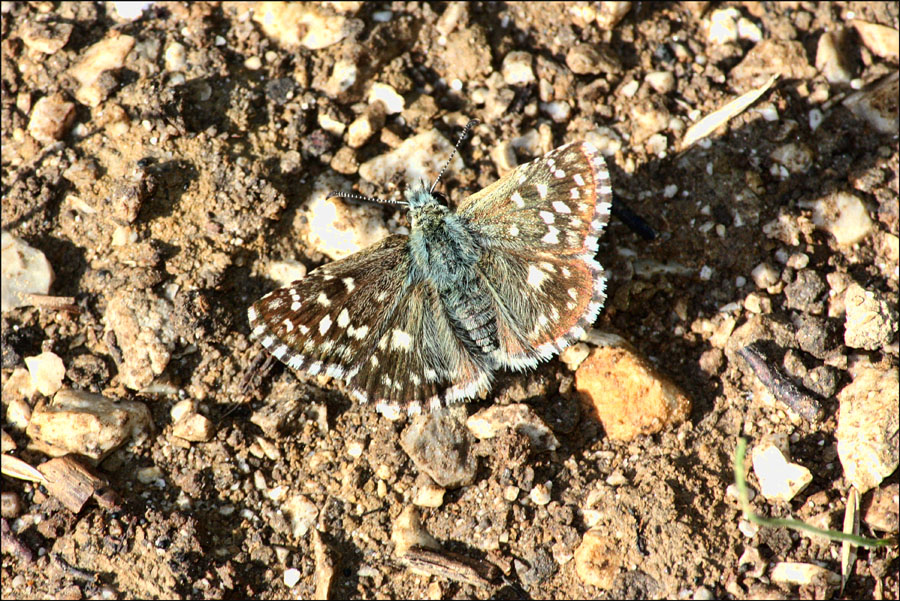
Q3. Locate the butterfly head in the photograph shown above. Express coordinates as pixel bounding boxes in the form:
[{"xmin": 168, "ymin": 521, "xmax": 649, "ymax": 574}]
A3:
[{"xmin": 405, "ymin": 183, "xmax": 450, "ymax": 231}]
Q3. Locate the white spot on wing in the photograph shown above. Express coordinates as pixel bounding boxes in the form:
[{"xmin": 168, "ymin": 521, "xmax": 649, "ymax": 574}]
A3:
[
  {"xmin": 337, "ymin": 308, "xmax": 350, "ymax": 328},
  {"xmin": 509, "ymin": 224, "xmax": 519, "ymax": 236},
  {"xmin": 316, "ymin": 292, "xmax": 330, "ymax": 306},
  {"xmin": 511, "ymin": 191, "xmax": 525, "ymax": 207},
  {"xmin": 536, "ymin": 183, "xmax": 548, "ymax": 199},
  {"xmin": 342, "ymin": 277, "xmax": 356, "ymax": 292},
  {"xmin": 391, "ymin": 328, "xmax": 412, "ymax": 351},
  {"xmin": 319, "ymin": 314, "xmax": 332, "ymax": 334},
  {"xmin": 573, "ymin": 173, "xmax": 585, "ymax": 186},
  {"xmin": 539, "ymin": 210, "xmax": 555, "ymax": 224},
  {"xmin": 541, "ymin": 226, "xmax": 560, "ymax": 244},
  {"xmin": 552, "ymin": 200, "xmax": 571, "ymax": 213},
  {"xmin": 527, "ymin": 264, "xmax": 549, "ymax": 288}
]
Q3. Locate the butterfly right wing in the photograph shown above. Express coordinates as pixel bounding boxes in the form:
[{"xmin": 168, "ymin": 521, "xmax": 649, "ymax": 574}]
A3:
[{"xmin": 248, "ymin": 235, "xmax": 489, "ymax": 416}]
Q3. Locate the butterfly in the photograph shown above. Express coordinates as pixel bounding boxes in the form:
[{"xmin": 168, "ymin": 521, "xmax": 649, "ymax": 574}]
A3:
[{"xmin": 248, "ymin": 122, "xmax": 612, "ymax": 418}]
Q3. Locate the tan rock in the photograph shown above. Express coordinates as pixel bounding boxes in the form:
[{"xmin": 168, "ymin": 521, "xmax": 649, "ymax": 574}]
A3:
[
  {"xmin": 574, "ymin": 528, "xmax": 621, "ymax": 589},
  {"xmin": 836, "ymin": 366, "xmax": 899, "ymax": 493},
  {"xmin": 172, "ymin": 412, "xmax": 214, "ymax": 442},
  {"xmin": 27, "ymin": 94, "xmax": 75, "ymax": 144},
  {"xmin": 575, "ymin": 344, "xmax": 691, "ymax": 441},
  {"xmin": 26, "ymin": 389, "xmax": 151, "ymax": 461},
  {"xmin": 68, "ymin": 34, "xmax": 135, "ymax": 107}
]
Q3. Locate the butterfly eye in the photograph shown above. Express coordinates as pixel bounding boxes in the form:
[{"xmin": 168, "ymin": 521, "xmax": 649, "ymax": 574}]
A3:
[{"xmin": 431, "ymin": 191, "xmax": 449, "ymax": 206}]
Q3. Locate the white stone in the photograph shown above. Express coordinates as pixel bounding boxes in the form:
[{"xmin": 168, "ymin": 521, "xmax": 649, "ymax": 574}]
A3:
[
  {"xmin": 68, "ymin": 35, "xmax": 135, "ymax": 107},
  {"xmin": 560, "ymin": 342, "xmax": 591, "ymax": 371},
  {"xmin": 803, "ymin": 191, "xmax": 873, "ymax": 246},
  {"xmin": 751, "ymin": 439, "xmax": 813, "ymax": 502},
  {"xmin": 750, "ymin": 262, "xmax": 780, "ymax": 289},
  {"xmin": 645, "ymin": 71, "xmax": 675, "ymax": 94},
  {"xmin": 706, "ymin": 8, "xmax": 741, "ymax": 45},
  {"xmin": 284, "ymin": 494, "xmax": 319, "ymax": 538},
  {"xmin": 502, "ymin": 51, "xmax": 536, "ymax": 85},
  {"xmin": 165, "ymin": 42, "xmax": 186, "ymax": 72},
  {"xmin": 529, "ymin": 482, "xmax": 552, "ymax": 505},
  {"xmin": 367, "ymin": 82, "xmax": 405, "ymax": 114},
  {"xmin": 24, "ymin": 352, "xmax": 65, "ymax": 397},
  {"xmin": 253, "ymin": 3, "xmax": 349, "ymax": 50},
  {"xmin": 540, "ymin": 101, "xmax": 571, "ymax": 123},
  {"xmin": 266, "ymin": 260, "xmax": 307, "ymax": 287},
  {"xmin": 303, "ymin": 173, "xmax": 390, "ymax": 261},
  {"xmin": 359, "ymin": 129, "xmax": 462, "ymax": 190},
  {"xmin": 1, "ymin": 231, "xmax": 55, "ymax": 311}
]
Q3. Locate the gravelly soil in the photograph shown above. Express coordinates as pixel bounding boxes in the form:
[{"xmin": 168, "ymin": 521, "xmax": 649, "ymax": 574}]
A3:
[{"xmin": 2, "ymin": 2, "xmax": 897, "ymax": 599}]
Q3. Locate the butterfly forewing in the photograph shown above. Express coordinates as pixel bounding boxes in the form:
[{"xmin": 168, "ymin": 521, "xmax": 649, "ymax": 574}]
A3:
[
  {"xmin": 458, "ymin": 142, "xmax": 611, "ymax": 256},
  {"xmin": 249, "ymin": 235, "xmax": 490, "ymax": 416}
]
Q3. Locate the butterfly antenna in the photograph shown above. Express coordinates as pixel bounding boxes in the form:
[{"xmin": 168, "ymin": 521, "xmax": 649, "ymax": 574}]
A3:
[
  {"xmin": 328, "ymin": 190, "xmax": 407, "ymax": 206},
  {"xmin": 430, "ymin": 119, "xmax": 479, "ymax": 194}
]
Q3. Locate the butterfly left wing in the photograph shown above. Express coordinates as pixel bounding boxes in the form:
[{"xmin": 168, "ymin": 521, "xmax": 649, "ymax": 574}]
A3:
[
  {"xmin": 458, "ymin": 141, "xmax": 612, "ymax": 368},
  {"xmin": 248, "ymin": 235, "xmax": 490, "ymax": 417}
]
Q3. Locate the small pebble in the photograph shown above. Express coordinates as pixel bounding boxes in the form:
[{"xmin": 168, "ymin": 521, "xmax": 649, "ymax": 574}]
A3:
[
  {"xmin": 843, "ymin": 284, "xmax": 898, "ymax": 350},
  {"xmin": 165, "ymin": 42, "xmax": 186, "ymax": 72},
  {"xmin": 750, "ymin": 262, "xmax": 780, "ymax": 289},
  {"xmin": 391, "ymin": 506, "xmax": 440, "ymax": 556},
  {"xmin": 27, "ymin": 94, "xmax": 75, "ymax": 144},
  {"xmin": 574, "ymin": 528, "xmax": 621, "ymax": 590},
  {"xmin": 346, "ymin": 439, "xmax": 365, "ymax": 458},
  {"xmin": 529, "ymin": 482, "xmax": 552, "ymax": 505},
  {"xmin": 24, "ymin": 351, "xmax": 65, "ymax": 397},
  {"xmin": 1, "ymin": 491, "xmax": 23, "ymax": 518},
  {"xmin": 504, "ymin": 486, "xmax": 520, "ymax": 502},
  {"xmin": 284, "ymin": 494, "xmax": 319, "ymax": 538},
  {"xmin": 136, "ymin": 466, "xmax": 164, "ymax": 484},
  {"xmin": 559, "ymin": 342, "xmax": 590, "ymax": 371},
  {"xmin": 170, "ymin": 399, "xmax": 196, "ymax": 423},
  {"xmin": 400, "ymin": 409, "xmax": 477, "ymax": 489},
  {"xmin": 412, "ymin": 481, "xmax": 445, "ymax": 508},
  {"xmin": 751, "ymin": 435, "xmax": 812, "ymax": 502},
  {"xmin": 502, "ymin": 51, "xmax": 536, "ymax": 85},
  {"xmin": 771, "ymin": 562, "xmax": 840, "ymax": 587},
  {"xmin": 172, "ymin": 412, "xmax": 214, "ymax": 442},
  {"xmin": 466, "ymin": 403, "xmax": 559, "ymax": 451},
  {"xmin": 26, "ymin": 389, "xmax": 151, "ymax": 460},
  {"xmin": 836, "ymin": 365, "xmax": 899, "ymax": 493},
  {"xmin": 367, "ymin": 82, "xmax": 404, "ymax": 114},
  {"xmin": 565, "ymin": 43, "xmax": 606, "ymax": 75},
  {"xmin": 645, "ymin": 71, "xmax": 675, "ymax": 94},
  {"xmin": 283, "ymin": 568, "xmax": 301, "ymax": 588}
]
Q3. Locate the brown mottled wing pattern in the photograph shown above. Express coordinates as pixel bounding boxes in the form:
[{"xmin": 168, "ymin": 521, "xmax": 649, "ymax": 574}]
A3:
[
  {"xmin": 248, "ymin": 235, "xmax": 489, "ymax": 416},
  {"xmin": 458, "ymin": 142, "xmax": 612, "ymax": 368}
]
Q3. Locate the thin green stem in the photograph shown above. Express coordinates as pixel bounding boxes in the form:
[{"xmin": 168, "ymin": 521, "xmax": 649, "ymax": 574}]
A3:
[{"xmin": 733, "ymin": 438, "xmax": 896, "ymax": 549}]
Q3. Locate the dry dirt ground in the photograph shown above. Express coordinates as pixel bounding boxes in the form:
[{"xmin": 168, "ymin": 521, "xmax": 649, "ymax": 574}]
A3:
[{"xmin": 2, "ymin": 2, "xmax": 898, "ymax": 600}]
